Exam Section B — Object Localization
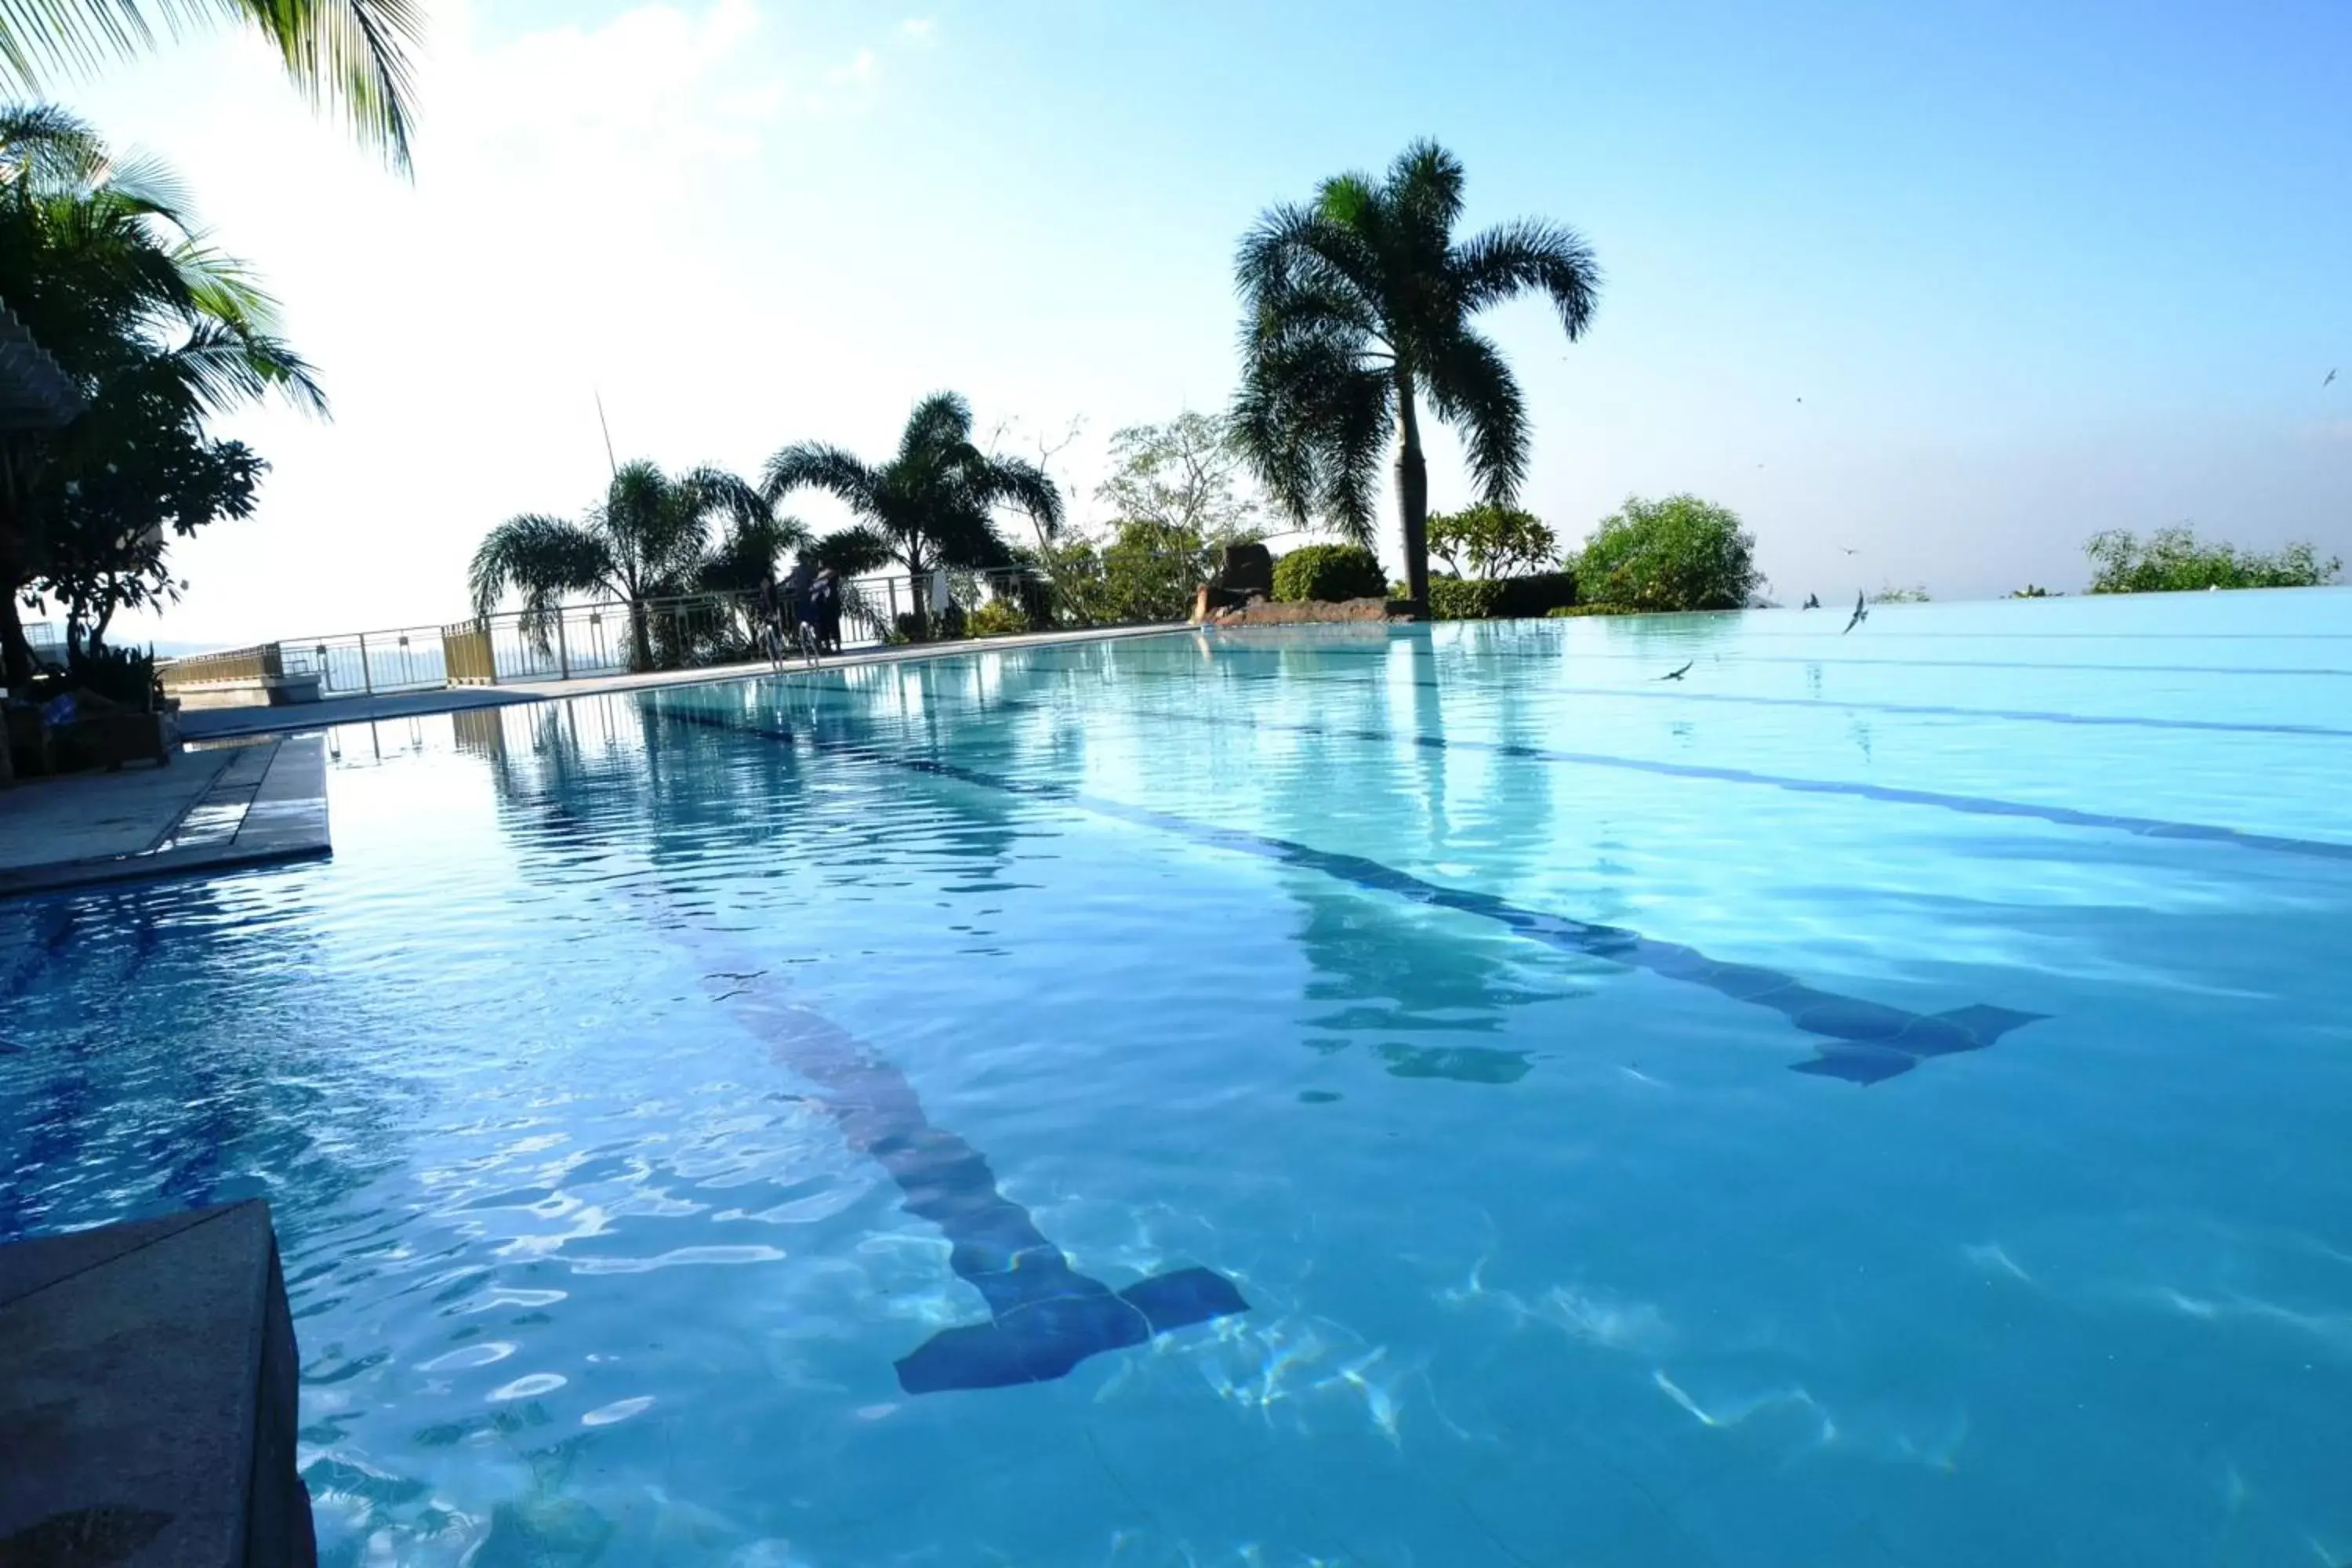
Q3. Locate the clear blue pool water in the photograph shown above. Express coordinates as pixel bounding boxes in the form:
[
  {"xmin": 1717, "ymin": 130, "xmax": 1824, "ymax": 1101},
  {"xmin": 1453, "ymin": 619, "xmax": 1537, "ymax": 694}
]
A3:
[{"xmin": 5, "ymin": 588, "xmax": 2351, "ymax": 1566}]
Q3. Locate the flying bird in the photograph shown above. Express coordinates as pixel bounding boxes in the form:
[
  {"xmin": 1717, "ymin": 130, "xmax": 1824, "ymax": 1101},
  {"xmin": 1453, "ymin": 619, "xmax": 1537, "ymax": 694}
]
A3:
[
  {"xmin": 1839, "ymin": 546, "xmax": 1859, "ymax": 556},
  {"xmin": 1842, "ymin": 590, "xmax": 1868, "ymax": 634},
  {"xmin": 2326, "ymin": 368, "xmax": 2337, "ymax": 387},
  {"xmin": 1658, "ymin": 661, "xmax": 1693, "ymax": 681},
  {"xmin": 1802, "ymin": 593, "xmax": 1820, "ymax": 609}
]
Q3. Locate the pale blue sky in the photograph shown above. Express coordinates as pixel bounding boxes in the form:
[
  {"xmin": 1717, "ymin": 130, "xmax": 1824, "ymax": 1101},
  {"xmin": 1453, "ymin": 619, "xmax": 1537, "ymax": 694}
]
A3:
[{"xmin": 55, "ymin": 0, "xmax": 2352, "ymax": 641}]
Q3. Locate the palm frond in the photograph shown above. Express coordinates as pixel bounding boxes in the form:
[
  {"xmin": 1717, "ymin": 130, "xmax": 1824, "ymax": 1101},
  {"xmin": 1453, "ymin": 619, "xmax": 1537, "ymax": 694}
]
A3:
[
  {"xmin": 0, "ymin": 1, "xmax": 423, "ymax": 171},
  {"xmin": 898, "ymin": 390, "xmax": 973, "ymax": 463},
  {"xmin": 1421, "ymin": 327, "xmax": 1528, "ymax": 503},
  {"xmin": 762, "ymin": 441, "xmax": 880, "ymax": 513},
  {"xmin": 812, "ymin": 524, "xmax": 891, "ymax": 577},
  {"xmin": 470, "ymin": 512, "xmax": 612, "ymax": 621},
  {"xmin": 969, "ymin": 451, "xmax": 1062, "ymax": 539},
  {"xmin": 1386, "ymin": 138, "xmax": 1465, "ymax": 251},
  {"xmin": 239, "ymin": 0, "xmax": 425, "ymax": 173},
  {"xmin": 157, "ymin": 318, "xmax": 325, "ymax": 415},
  {"xmin": 1454, "ymin": 217, "xmax": 1601, "ymax": 338}
]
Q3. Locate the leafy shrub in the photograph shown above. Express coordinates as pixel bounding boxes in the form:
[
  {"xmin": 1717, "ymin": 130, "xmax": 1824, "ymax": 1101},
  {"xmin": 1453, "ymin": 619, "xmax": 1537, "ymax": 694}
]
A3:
[
  {"xmin": 1547, "ymin": 603, "xmax": 1647, "ymax": 618},
  {"xmin": 67, "ymin": 644, "xmax": 158, "ymax": 710},
  {"xmin": 1871, "ymin": 584, "xmax": 1930, "ymax": 604},
  {"xmin": 965, "ymin": 597, "xmax": 1031, "ymax": 637},
  {"xmin": 1427, "ymin": 503, "xmax": 1559, "ymax": 579},
  {"xmin": 1272, "ymin": 543, "xmax": 1388, "ymax": 603},
  {"xmin": 2083, "ymin": 528, "xmax": 2340, "ymax": 593},
  {"xmin": 1428, "ymin": 572, "xmax": 1577, "ymax": 620},
  {"xmin": 1574, "ymin": 495, "xmax": 1759, "ymax": 612}
]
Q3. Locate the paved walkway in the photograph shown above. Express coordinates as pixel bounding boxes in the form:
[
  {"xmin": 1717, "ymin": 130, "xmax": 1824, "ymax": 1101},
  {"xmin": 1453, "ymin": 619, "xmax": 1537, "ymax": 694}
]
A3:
[
  {"xmin": 0, "ymin": 735, "xmax": 330, "ymax": 897},
  {"xmin": 178, "ymin": 622, "xmax": 1188, "ymax": 740}
]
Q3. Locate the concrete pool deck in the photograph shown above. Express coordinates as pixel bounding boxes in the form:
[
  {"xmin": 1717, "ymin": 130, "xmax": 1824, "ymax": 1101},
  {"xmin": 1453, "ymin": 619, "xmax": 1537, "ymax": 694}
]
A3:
[
  {"xmin": 0, "ymin": 734, "xmax": 330, "ymax": 898},
  {"xmin": 176, "ymin": 622, "xmax": 1191, "ymax": 742},
  {"xmin": 0, "ymin": 1200, "xmax": 314, "ymax": 1565}
]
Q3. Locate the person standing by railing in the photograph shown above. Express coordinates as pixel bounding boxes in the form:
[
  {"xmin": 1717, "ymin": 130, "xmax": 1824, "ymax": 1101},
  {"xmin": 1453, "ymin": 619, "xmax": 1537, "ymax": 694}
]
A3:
[{"xmin": 811, "ymin": 568, "xmax": 843, "ymax": 655}]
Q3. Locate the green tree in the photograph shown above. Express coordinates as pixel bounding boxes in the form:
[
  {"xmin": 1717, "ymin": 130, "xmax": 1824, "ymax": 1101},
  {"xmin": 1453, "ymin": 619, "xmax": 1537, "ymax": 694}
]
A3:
[
  {"xmin": 0, "ymin": 1, "xmax": 422, "ymax": 169},
  {"xmin": 762, "ymin": 391, "xmax": 1063, "ymax": 640},
  {"xmin": 1574, "ymin": 494, "xmax": 1759, "ymax": 612},
  {"xmin": 2083, "ymin": 527, "xmax": 2340, "ymax": 593},
  {"xmin": 469, "ymin": 460, "xmax": 771, "ymax": 671},
  {"xmin": 1232, "ymin": 140, "xmax": 1600, "ymax": 607},
  {"xmin": 0, "ymin": 105, "xmax": 321, "ymax": 685},
  {"xmin": 1426, "ymin": 501, "xmax": 1557, "ymax": 579},
  {"xmin": 1096, "ymin": 410, "xmax": 1265, "ymax": 545}
]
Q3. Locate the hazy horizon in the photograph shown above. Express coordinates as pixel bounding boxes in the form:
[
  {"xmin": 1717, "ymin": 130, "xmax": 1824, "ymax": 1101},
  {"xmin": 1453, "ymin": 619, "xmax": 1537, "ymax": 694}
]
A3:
[{"xmin": 42, "ymin": 0, "xmax": 2352, "ymax": 648}]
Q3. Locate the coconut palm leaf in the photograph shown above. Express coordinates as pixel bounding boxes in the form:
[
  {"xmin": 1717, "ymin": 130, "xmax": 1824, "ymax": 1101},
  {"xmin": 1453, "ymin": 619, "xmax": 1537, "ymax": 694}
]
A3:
[{"xmin": 0, "ymin": 0, "xmax": 423, "ymax": 170}]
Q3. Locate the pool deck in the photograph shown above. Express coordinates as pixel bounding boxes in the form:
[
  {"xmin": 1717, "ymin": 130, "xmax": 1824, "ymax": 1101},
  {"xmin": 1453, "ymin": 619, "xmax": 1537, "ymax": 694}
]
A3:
[
  {"xmin": 176, "ymin": 621, "xmax": 1189, "ymax": 741},
  {"xmin": 0, "ymin": 733, "xmax": 330, "ymax": 898}
]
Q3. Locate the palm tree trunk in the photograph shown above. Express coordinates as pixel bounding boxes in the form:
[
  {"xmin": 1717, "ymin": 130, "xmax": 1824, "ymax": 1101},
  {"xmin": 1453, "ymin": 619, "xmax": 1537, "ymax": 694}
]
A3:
[
  {"xmin": 1394, "ymin": 373, "xmax": 1431, "ymax": 612},
  {"xmin": 903, "ymin": 545, "xmax": 930, "ymax": 643},
  {"xmin": 628, "ymin": 599, "xmax": 653, "ymax": 672}
]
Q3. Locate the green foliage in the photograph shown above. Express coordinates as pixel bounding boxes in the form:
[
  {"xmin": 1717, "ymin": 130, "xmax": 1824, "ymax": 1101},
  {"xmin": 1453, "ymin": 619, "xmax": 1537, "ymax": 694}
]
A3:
[
  {"xmin": 1096, "ymin": 412, "xmax": 1264, "ymax": 546},
  {"xmin": 1232, "ymin": 140, "xmax": 1599, "ymax": 597},
  {"xmin": 1427, "ymin": 571, "xmax": 1577, "ymax": 620},
  {"xmin": 1272, "ymin": 543, "xmax": 1388, "ymax": 603},
  {"xmin": 2009, "ymin": 584, "xmax": 2060, "ymax": 598},
  {"xmin": 2082, "ymin": 527, "xmax": 2341, "ymax": 593},
  {"xmin": 1018, "ymin": 520, "xmax": 1213, "ymax": 627},
  {"xmin": 1573, "ymin": 494, "xmax": 1759, "ymax": 612},
  {"xmin": 65, "ymin": 641, "xmax": 155, "ymax": 709},
  {"xmin": 469, "ymin": 460, "xmax": 772, "ymax": 668},
  {"xmin": 964, "ymin": 597, "xmax": 1030, "ymax": 637},
  {"xmin": 1547, "ymin": 603, "xmax": 1646, "ymax": 617},
  {"xmin": 764, "ymin": 390, "xmax": 1062, "ymax": 637},
  {"xmin": 1426, "ymin": 503, "xmax": 1559, "ymax": 578},
  {"xmin": 1871, "ymin": 584, "xmax": 1930, "ymax": 604},
  {"xmin": 0, "ymin": 107, "xmax": 322, "ymax": 684}
]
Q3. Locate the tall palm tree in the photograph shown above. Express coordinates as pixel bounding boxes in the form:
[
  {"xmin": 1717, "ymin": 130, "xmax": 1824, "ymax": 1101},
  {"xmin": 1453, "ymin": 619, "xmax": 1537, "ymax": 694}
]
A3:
[
  {"xmin": 470, "ymin": 460, "xmax": 769, "ymax": 671},
  {"xmin": 0, "ymin": 0, "xmax": 422, "ymax": 169},
  {"xmin": 762, "ymin": 391, "xmax": 1062, "ymax": 640},
  {"xmin": 1232, "ymin": 140, "xmax": 1600, "ymax": 608},
  {"xmin": 0, "ymin": 105, "xmax": 323, "ymax": 683}
]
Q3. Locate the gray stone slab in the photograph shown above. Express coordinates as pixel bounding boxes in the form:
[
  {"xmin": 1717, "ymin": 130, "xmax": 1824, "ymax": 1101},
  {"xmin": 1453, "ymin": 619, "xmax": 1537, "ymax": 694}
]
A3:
[
  {"xmin": 0, "ymin": 749, "xmax": 234, "ymax": 869},
  {"xmin": 0, "ymin": 737, "xmax": 328, "ymax": 899},
  {"xmin": 0, "ymin": 1200, "xmax": 317, "ymax": 1566}
]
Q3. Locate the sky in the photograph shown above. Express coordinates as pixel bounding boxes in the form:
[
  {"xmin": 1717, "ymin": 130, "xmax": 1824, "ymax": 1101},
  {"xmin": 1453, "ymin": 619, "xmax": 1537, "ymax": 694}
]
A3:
[{"xmin": 45, "ymin": 0, "xmax": 2352, "ymax": 645}]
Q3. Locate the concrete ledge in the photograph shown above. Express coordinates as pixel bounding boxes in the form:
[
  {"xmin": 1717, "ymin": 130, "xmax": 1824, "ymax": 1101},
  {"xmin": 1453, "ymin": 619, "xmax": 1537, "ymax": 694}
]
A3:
[{"xmin": 0, "ymin": 1200, "xmax": 317, "ymax": 1566}]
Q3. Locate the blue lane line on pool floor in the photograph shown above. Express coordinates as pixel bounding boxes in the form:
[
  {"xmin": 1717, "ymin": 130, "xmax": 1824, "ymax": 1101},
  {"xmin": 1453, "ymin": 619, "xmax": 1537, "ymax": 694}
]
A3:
[
  {"xmin": 655, "ymin": 702, "xmax": 2045, "ymax": 1087},
  {"xmin": 532, "ymin": 791, "xmax": 1248, "ymax": 1393},
  {"xmin": 1026, "ymin": 695, "xmax": 2352, "ymax": 867}
]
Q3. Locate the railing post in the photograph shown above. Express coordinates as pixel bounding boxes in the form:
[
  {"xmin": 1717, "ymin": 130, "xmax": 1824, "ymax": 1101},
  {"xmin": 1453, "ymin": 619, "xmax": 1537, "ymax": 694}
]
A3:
[
  {"xmin": 555, "ymin": 608, "xmax": 570, "ymax": 681},
  {"xmin": 358, "ymin": 632, "xmax": 374, "ymax": 695}
]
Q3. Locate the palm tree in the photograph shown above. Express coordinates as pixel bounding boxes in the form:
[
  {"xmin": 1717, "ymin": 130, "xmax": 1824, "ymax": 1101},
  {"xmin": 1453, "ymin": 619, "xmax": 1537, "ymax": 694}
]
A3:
[
  {"xmin": 0, "ymin": 1, "xmax": 422, "ymax": 169},
  {"xmin": 762, "ymin": 391, "xmax": 1062, "ymax": 640},
  {"xmin": 470, "ymin": 460, "xmax": 771, "ymax": 671},
  {"xmin": 0, "ymin": 106, "xmax": 323, "ymax": 684},
  {"xmin": 1232, "ymin": 140, "xmax": 1600, "ymax": 608}
]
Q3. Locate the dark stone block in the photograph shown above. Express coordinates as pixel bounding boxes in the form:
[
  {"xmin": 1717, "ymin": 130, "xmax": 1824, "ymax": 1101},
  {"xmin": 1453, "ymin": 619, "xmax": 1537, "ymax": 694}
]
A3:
[
  {"xmin": 1215, "ymin": 542, "xmax": 1274, "ymax": 597},
  {"xmin": 0, "ymin": 1200, "xmax": 317, "ymax": 1566}
]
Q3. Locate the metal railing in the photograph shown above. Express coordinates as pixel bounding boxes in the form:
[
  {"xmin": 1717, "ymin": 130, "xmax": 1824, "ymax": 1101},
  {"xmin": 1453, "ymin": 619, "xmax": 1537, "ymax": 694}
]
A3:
[{"xmin": 155, "ymin": 554, "xmax": 1201, "ymax": 706}]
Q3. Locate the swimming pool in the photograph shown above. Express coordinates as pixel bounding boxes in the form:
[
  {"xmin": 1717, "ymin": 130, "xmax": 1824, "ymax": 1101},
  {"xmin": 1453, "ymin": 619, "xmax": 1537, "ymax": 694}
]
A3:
[{"xmin": 4, "ymin": 588, "xmax": 2348, "ymax": 1565}]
